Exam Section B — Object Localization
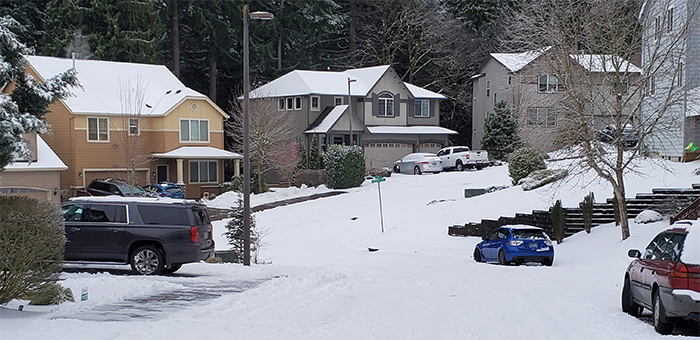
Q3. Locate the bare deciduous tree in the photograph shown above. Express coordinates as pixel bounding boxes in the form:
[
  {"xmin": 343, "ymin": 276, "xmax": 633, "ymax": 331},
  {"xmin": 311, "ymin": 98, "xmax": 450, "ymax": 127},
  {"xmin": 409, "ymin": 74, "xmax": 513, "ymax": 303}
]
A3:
[
  {"xmin": 227, "ymin": 96, "xmax": 297, "ymax": 193},
  {"xmin": 501, "ymin": 0, "xmax": 697, "ymax": 240}
]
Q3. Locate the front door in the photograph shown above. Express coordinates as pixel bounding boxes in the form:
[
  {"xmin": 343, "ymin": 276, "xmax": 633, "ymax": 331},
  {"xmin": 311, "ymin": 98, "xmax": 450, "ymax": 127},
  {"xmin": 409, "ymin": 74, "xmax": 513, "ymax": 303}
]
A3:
[{"xmin": 156, "ymin": 165, "xmax": 168, "ymax": 183}]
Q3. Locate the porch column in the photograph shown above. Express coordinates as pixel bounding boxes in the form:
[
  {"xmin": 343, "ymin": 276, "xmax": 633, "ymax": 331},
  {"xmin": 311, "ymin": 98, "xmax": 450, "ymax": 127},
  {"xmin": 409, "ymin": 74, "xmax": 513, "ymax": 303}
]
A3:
[
  {"xmin": 176, "ymin": 158, "xmax": 185, "ymax": 185},
  {"xmin": 234, "ymin": 159, "xmax": 240, "ymax": 177}
]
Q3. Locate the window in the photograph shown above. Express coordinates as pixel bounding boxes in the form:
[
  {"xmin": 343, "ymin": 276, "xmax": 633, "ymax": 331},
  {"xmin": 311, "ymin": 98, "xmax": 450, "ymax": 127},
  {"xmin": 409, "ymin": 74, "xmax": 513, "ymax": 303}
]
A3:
[
  {"xmin": 129, "ymin": 118, "xmax": 139, "ymax": 135},
  {"xmin": 286, "ymin": 97, "xmax": 293, "ymax": 110},
  {"xmin": 414, "ymin": 99, "xmax": 430, "ymax": 117},
  {"xmin": 88, "ymin": 117, "xmax": 109, "ymax": 141},
  {"xmin": 137, "ymin": 205, "xmax": 190, "ymax": 226},
  {"xmin": 527, "ymin": 107, "xmax": 556, "ymax": 126},
  {"xmin": 508, "ymin": 76, "xmax": 512, "ymax": 85},
  {"xmin": 655, "ymin": 16, "xmax": 662, "ymax": 39},
  {"xmin": 538, "ymin": 75, "xmax": 562, "ymax": 93},
  {"xmin": 493, "ymin": 93, "xmax": 497, "ymax": 106},
  {"xmin": 180, "ymin": 119, "xmax": 209, "ymax": 142},
  {"xmin": 311, "ymin": 96, "xmax": 320, "ymax": 111},
  {"xmin": 334, "ymin": 97, "xmax": 343, "ymax": 106},
  {"xmin": 332, "ymin": 135, "xmax": 344, "ymax": 144},
  {"xmin": 667, "ymin": 8, "xmax": 673, "ymax": 33},
  {"xmin": 294, "ymin": 97, "xmax": 302, "ymax": 110},
  {"xmin": 649, "ymin": 76, "xmax": 656, "ymax": 95},
  {"xmin": 189, "ymin": 160, "xmax": 217, "ymax": 183},
  {"xmin": 611, "ymin": 76, "xmax": 629, "ymax": 95},
  {"xmin": 278, "ymin": 98, "xmax": 285, "ymax": 111},
  {"xmin": 84, "ymin": 204, "xmax": 127, "ymax": 223},
  {"xmin": 678, "ymin": 62, "xmax": 684, "ymax": 87},
  {"xmin": 378, "ymin": 92, "xmax": 394, "ymax": 117},
  {"xmin": 486, "ymin": 80, "xmax": 490, "ymax": 97}
]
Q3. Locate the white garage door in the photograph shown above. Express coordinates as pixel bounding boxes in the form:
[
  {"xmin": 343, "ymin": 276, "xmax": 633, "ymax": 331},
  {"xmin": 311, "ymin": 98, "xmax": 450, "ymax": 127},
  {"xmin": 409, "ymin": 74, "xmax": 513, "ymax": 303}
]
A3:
[
  {"xmin": 364, "ymin": 143, "xmax": 413, "ymax": 169},
  {"xmin": 417, "ymin": 143, "xmax": 442, "ymax": 154}
]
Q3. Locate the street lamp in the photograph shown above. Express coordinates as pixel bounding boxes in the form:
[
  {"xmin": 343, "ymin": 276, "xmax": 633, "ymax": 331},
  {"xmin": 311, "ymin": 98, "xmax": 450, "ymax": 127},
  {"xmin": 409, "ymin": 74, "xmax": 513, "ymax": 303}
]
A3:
[
  {"xmin": 243, "ymin": 5, "xmax": 273, "ymax": 266},
  {"xmin": 347, "ymin": 77, "xmax": 356, "ymax": 145}
]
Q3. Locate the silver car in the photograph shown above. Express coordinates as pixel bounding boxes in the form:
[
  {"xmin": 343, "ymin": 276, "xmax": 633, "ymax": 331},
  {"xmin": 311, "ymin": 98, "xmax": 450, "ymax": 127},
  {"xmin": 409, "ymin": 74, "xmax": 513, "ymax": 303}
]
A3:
[{"xmin": 393, "ymin": 153, "xmax": 443, "ymax": 174}]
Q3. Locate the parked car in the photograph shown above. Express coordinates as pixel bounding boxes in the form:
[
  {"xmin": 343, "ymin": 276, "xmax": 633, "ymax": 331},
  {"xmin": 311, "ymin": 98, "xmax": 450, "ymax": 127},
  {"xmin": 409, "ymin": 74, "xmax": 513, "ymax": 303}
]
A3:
[
  {"xmin": 144, "ymin": 182, "xmax": 185, "ymax": 199},
  {"xmin": 436, "ymin": 146, "xmax": 490, "ymax": 171},
  {"xmin": 622, "ymin": 220, "xmax": 700, "ymax": 334},
  {"xmin": 474, "ymin": 225, "xmax": 554, "ymax": 266},
  {"xmin": 599, "ymin": 124, "xmax": 639, "ymax": 147},
  {"xmin": 393, "ymin": 153, "xmax": 442, "ymax": 174},
  {"xmin": 86, "ymin": 178, "xmax": 147, "ymax": 197},
  {"xmin": 60, "ymin": 196, "xmax": 215, "ymax": 275}
]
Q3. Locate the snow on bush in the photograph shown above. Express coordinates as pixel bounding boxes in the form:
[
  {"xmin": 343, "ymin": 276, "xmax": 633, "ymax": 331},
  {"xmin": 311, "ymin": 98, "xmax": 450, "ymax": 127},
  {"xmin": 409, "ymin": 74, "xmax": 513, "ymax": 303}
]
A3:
[
  {"xmin": 633, "ymin": 210, "xmax": 664, "ymax": 224},
  {"xmin": 518, "ymin": 169, "xmax": 568, "ymax": 191},
  {"xmin": 507, "ymin": 146, "xmax": 546, "ymax": 185}
]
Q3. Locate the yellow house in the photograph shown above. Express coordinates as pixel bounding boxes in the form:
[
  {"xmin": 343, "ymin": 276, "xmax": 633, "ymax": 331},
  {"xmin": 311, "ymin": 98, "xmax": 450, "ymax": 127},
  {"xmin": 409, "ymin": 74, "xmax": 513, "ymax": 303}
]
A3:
[{"xmin": 22, "ymin": 56, "xmax": 241, "ymax": 199}]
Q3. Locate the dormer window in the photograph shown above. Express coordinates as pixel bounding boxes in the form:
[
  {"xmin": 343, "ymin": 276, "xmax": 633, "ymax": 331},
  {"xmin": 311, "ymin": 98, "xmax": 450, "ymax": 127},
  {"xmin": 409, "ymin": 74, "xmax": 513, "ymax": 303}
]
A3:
[{"xmin": 378, "ymin": 92, "xmax": 394, "ymax": 117}]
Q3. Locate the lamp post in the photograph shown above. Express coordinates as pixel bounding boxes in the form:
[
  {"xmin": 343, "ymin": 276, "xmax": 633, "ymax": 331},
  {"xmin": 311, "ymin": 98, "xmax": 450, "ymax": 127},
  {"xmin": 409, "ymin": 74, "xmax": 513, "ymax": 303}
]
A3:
[
  {"xmin": 347, "ymin": 77, "xmax": 356, "ymax": 145},
  {"xmin": 243, "ymin": 5, "xmax": 273, "ymax": 266}
]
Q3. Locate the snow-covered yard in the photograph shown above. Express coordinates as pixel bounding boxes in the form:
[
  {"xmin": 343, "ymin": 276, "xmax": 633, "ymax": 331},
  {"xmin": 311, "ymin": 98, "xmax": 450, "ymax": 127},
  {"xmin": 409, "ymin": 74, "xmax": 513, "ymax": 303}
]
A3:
[{"xmin": 2, "ymin": 158, "xmax": 700, "ymax": 339}]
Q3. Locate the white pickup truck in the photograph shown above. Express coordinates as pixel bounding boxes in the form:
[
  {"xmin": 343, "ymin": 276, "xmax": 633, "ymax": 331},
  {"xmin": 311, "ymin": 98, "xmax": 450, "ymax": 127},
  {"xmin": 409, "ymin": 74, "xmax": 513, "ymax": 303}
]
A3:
[{"xmin": 436, "ymin": 146, "xmax": 490, "ymax": 171}]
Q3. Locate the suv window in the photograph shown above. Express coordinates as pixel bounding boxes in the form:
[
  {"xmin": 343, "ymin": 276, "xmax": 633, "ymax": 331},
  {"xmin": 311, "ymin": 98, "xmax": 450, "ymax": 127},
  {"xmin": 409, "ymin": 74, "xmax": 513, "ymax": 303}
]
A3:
[
  {"xmin": 193, "ymin": 208, "xmax": 210, "ymax": 226},
  {"xmin": 84, "ymin": 204, "xmax": 127, "ymax": 223},
  {"xmin": 62, "ymin": 204, "xmax": 85, "ymax": 221},
  {"xmin": 138, "ymin": 205, "xmax": 190, "ymax": 225},
  {"xmin": 436, "ymin": 150, "xmax": 445, "ymax": 157}
]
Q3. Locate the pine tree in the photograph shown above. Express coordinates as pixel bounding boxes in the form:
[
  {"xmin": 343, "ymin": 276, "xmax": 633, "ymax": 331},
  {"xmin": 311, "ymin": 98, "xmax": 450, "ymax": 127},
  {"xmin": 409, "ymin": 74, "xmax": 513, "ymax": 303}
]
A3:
[
  {"xmin": 481, "ymin": 101, "xmax": 520, "ymax": 160},
  {"xmin": 309, "ymin": 135, "xmax": 320, "ymax": 170},
  {"xmin": 0, "ymin": 16, "xmax": 79, "ymax": 171},
  {"xmin": 224, "ymin": 196, "xmax": 258, "ymax": 264}
]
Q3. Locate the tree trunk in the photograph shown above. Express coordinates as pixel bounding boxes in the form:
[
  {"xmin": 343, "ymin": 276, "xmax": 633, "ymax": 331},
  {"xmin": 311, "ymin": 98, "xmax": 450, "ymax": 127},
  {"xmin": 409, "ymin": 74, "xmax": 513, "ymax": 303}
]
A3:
[
  {"xmin": 171, "ymin": 0, "xmax": 180, "ymax": 78},
  {"xmin": 349, "ymin": 0, "xmax": 356, "ymax": 65},
  {"xmin": 208, "ymin": 29, "xmax": 217, "ymax": 102},
  {"xmin": 277, "ymin": 0, "xmax": 284, "ymax": 70}
]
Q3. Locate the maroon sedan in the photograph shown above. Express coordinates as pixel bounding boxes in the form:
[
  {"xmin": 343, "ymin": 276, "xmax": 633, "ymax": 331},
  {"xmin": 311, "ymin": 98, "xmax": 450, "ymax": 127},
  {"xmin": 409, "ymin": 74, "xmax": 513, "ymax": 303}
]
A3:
[{"xmin": 622, "ymin": 220, "xmax": 700, "ymax": 334}]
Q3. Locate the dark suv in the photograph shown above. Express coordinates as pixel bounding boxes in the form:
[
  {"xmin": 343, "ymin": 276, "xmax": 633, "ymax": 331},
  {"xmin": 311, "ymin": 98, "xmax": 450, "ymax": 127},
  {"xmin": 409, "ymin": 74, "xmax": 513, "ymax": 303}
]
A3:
[
  {"xmin": 86, "ymin": 178, "xmax": 147, "ymax": 197},
  {"xmin": 61, "ymin": 196, "xmax": 215, "ymax": 275},
  {"xmin": 622, "ymin": 221, "xmax": 700, "ymax": 334}
]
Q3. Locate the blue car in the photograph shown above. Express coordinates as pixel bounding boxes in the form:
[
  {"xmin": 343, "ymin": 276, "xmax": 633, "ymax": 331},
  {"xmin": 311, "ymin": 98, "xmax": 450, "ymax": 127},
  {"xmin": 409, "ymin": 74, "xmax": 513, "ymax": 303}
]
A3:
[
  {"xmin": 143, "ymin": 183, "xmax": 186, "ymax": 199},
  {"xmin": 474, "ymin": 225, "xmax": 554, "ymax": 266}
]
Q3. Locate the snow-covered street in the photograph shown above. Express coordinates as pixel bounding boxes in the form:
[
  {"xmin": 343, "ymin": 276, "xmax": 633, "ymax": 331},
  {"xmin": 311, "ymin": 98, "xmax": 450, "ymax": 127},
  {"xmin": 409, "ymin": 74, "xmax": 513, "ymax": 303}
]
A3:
[{"xmin": 2, "ymin": 158, "xmax": 700, "ymax": 339}]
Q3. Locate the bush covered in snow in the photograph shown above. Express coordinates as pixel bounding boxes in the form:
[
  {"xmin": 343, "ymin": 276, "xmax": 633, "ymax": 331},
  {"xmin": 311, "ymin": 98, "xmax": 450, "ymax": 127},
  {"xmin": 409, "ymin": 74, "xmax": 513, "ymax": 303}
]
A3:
[
  {"xmin": 507, "ymin": 146, "xmax": 546, "ymax": 185},
  {"xmin": 293, "ymin": 169, "xmax": 326, "ymax": 188},
  {"xmin": 323, "ymin": 144, "xmax": 365, "ymax": 189},
  {"xmin": 0, "ymin": 196, "xmax": 70, "ymax": 305},
  {"xmin": 366, "ymin": 167, "xmax": 392, "ymax": 178},
  {"xmin": 634, "ymin": 210, "xmax": 664, "ymax": 224},
  {"xmin": 518, "ymin": 169, "xmax": 568, "ymax": 191}
]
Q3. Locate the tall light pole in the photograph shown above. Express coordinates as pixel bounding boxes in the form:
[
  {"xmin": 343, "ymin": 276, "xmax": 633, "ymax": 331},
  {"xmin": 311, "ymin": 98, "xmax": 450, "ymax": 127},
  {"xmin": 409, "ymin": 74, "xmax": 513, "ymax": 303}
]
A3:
[
  {"xmin": 243, "ymin": 5, "xmax": 273, "ymax": 266},
  {"xmin": 347, "ymin": 77, "xmax": 356, "ymax": 145}
]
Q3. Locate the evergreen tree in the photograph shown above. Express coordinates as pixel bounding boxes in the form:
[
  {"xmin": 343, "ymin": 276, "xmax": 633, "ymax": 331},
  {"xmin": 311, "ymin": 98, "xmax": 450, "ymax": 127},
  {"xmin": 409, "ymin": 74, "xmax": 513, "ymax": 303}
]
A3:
[
  {"xmin": 0, "ymin": 16, "xmax": 79, "ymax": 171},
  {"xmin": 309, "ymin": 135, "xmax": 320, "ymax": 170},
  {"xmin": 223, "ymin": 196, "xmax": 258, "ymax": 264},
  {"xmin": 481, "ymin": 100, "xmax": 520, "ymax": 160}
]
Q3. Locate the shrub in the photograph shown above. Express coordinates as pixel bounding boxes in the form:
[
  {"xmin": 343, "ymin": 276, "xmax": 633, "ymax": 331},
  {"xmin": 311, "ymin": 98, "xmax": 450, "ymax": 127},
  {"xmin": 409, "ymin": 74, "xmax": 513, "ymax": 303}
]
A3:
[
  {"xmin": 293, "ymin": 169, "xmax": 326, "ymax": 187},
  {"xmin": 519, "ymin": 169, "xmax": 568, "ymax": 191},
  {"xmin": 550, "ymin": 199, "xmax": 565, "ymax": 244},
  {"xmin": 0, "ymin": 196, "xmax": 67, "ymax": 305},
  {"xmin": 507, "ymin": 146, "xmax": 546, "ymax": 185},
  {"xmin": 580, "ymin": 192, "xmax": 595, "ymax": 234},
  {"xmin": 366, "ymin": 167, "xmax": 391, "ymax": 178},
  {"xmin": 223, "ymin": 196, "xmax": 260, "ymax": 263},
  {"xmin": 323, "ymin": 144, "xmax": 365, "ymax": 189},
  {"xmin": 309, "ymin": 135, "xmax": 321, "ymax": 170},
  {"xmin": 220, "ymin": 175, "xmax": 243, "ymax": 193}
]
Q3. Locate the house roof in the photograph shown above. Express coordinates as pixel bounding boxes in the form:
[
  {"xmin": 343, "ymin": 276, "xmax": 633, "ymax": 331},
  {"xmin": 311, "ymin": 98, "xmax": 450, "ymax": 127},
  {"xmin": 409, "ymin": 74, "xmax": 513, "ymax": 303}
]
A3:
[
  {"xmin": 5, "ymin": 135, "xmax": 67, "ymax": 171},
  {"xmin": 304, "ymin": 105, "xmax": 348, "ymax": 134},
  {"xmin": 570, "ymin": 54, "xmax": 642, "ymax": 73},
  {"xmin": 491, "ymin": 48, "xmax": 548, "ymax": 72},
  {"xmin": 250, "ymin": 65, "xmax": 445, "ymax": 99},
  {"xmin": 25, "ymin": 55, "xmax": 228, "ymax": 118},
  {"xmin": 151, "ymin": 146, "xmax": 242, "ymax": 160},
  {"xmin": 366, "ymin": 126, "xmax": 457, "ymax": 135}
]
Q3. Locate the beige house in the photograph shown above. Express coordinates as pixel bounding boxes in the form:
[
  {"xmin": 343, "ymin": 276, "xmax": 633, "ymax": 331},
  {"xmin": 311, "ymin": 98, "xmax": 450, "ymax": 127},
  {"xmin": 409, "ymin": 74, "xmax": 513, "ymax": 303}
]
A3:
[
  {"xmin": 0, "ymin": 133, "xmax": 67, "ymax": 203},
  {"xmin": 16, "ymin": 56, "xmax": 241, "ymax": 199},
  {"xmin": 250, "ymin": 65, "xmax": 456, "ymax": 169},
  {"xmin": 471, "ymin": 49, "xmax": 642, "ymax": 151}
]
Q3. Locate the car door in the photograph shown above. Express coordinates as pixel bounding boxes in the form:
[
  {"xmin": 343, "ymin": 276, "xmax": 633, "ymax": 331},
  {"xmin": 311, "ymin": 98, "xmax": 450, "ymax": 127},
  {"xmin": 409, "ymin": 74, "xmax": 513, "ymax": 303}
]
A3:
[
  {"xmin": 437, "ymin": 149, "xmax": 451, "ymax": 167},
  {"xmin": 633, "ymin": 233, "xmax": 672, "ymax": 307},
  {"xmin": 80, "ymin": 204, "xmax": 128, "ymax": 261},
  {"xmin": 62, "ymin": 203, "xmax": 87, "ymax": 260},
  {"xmin": 481, "ymin": 228, "xmax": 503, "ymax": 260}
]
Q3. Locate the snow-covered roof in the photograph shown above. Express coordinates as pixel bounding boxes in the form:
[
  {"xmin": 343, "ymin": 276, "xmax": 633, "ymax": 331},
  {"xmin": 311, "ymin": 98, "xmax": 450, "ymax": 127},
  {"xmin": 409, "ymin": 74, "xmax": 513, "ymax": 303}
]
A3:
[
  {"xmin": 250, "ymin": 65, "xmax": 445, "ymax": 99},
  {"xmin": 5, "ymin": 135, "xmax": 67, "ymax": 171},
  {"xmin": 25, "ymin": 55, "xmax": 227, "ymax": 118},
  {"xmin": 151, "ymin": 146, "xmax": 242, "ymax": 159},
  {"xmin": 304, "ymin": 105, "xmax": 347, "ymax": 134},
  {"xmin": 366, "ymin": 126, "xmax": 457, "ymax": 135},
  {"xmin": 570, "ymin": 54, "xmax": 641, "ymax": 73},
  {"xmin": 491, "ymin": 48, "xmax": 549, "ymax": 72}
]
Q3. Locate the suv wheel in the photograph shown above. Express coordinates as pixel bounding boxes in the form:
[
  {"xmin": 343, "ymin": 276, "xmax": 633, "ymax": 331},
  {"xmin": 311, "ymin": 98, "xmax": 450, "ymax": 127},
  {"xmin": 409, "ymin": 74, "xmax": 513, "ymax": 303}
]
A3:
[
  {"xmin": 131, "ymin": 245, "xmax": 165, "ymax": 275},
  {"xmin": 653, "ymin": 291, "xmax": 674, "ymax": 334}
]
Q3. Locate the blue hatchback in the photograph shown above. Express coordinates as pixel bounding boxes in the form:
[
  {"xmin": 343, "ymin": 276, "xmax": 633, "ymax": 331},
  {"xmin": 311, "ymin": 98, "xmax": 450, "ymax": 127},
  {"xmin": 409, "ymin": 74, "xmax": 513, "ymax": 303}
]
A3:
[
  {"xmin": 143, "ymin": 183, "xmax": 186, "ymax": 199},
  {"xmin": 474, "ymin": 225, "xmax": 554, "ymax": 266}
]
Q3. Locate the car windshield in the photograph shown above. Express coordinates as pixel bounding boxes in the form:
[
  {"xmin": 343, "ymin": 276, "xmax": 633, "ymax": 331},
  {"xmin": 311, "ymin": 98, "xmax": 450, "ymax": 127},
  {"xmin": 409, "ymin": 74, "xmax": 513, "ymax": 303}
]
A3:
[
  {"xmin": 512, "ymin": 229, "xmax": 548, "ymax": 240},
  {"xmin": 118, "ymin": 183, "xmax": 145, "ymax": 195}
]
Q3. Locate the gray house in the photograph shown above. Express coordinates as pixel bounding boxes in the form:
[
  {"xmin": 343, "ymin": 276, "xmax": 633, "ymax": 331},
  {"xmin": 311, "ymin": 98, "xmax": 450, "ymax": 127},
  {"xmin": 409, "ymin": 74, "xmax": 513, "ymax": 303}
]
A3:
[
  {"xmin": 250, "ymin": 65, "xmax": 455, "ymax": 169},
  {"xmin": 471, "ymin": 48, "xmax": 641, "ymax": 151},
  {"xmin": 639, "ymin": 0, "xmax": 700, "ymax": 161}
]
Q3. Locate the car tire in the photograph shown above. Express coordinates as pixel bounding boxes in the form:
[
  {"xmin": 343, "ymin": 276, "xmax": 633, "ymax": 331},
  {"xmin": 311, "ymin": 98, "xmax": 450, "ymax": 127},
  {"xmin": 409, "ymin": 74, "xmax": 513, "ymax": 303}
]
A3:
[
  {"xmin": 162, "ymin": 263, "xmax": 182, "ymax": 275},
  {"xmin": 456, "ymin": 161, "xmax": 464, "ymax": 172},
  {"xmin": 130, "ymin": 245, "xmax": 165, "ymax": 275},
  {"xmin": 541, "ymin": 258, "xmax": 553, "ymax": 267},
  {"xmin": 621, "ymin": 277, "xmax": 642, "ymax": 316},
  {"xmin": 474, "ymin": 247, "xmax": 483, "ymax": 263},
  {"xmin": 475, "ymin": 165, "xmax": 483, "ymax": 170},
  {"xmin": 414, "ymin": 166, "xmax": 422, "ymax": 175},
  {"xmin": 653, "ymin": 290, "xmax": 674, "ymax": 334},
  {"xmin": 394, "ymin": 165, "xmax": 400, "ymax": 173},
  {"xmin": 498, "ymin": 250, "xmax": 508, "ymax": 265}
]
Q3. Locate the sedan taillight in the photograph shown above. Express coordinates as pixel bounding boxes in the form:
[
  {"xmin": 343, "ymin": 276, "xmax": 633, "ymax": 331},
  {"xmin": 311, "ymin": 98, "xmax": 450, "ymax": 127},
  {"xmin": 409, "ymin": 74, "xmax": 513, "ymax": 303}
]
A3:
[
  {"xmin": 190, "ymin": 226, "xmax": 198, "ymax": 243},
  {"xmin": 421, "ymin": 161, "xmax": 429, "ymax": 164}
]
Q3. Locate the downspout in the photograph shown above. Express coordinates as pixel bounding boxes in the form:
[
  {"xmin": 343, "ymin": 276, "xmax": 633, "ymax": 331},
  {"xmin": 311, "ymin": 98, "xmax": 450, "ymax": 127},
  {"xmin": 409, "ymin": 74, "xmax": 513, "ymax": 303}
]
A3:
[{"xmin": 68, "ymin": 115, "xmax": 74, "ymax": 197}]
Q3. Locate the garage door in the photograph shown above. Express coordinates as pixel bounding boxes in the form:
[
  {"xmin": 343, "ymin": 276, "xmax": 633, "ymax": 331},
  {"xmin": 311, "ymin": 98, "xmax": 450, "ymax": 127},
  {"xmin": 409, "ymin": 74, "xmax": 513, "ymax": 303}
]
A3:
[
  {"xmin": 0, "ymin": 187, "xmax": 50, "ymax": 200},
  {"xmin": 364, "ymin": 143, "xmax": 413, "ymax": 169},
  {"xmin": 417, "ymin": 143, "xmax": 442, "ymax": 154}
]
